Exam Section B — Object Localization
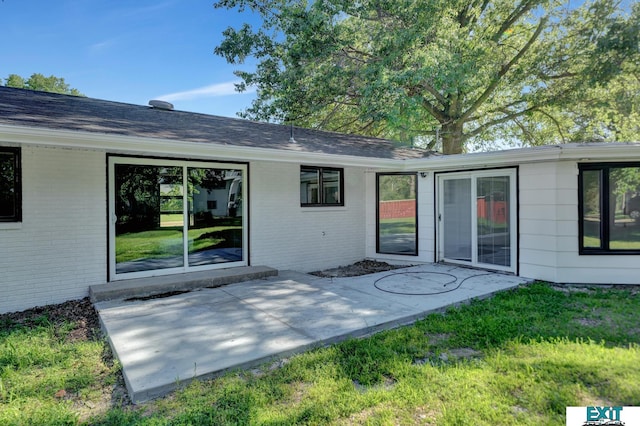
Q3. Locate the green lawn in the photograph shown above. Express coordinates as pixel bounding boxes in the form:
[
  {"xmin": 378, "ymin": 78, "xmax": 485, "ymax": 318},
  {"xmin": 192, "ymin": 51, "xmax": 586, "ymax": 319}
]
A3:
[
  {"xmin": 379, "ymin": 218, "xmax": 416, "ymax": 235},
  {"xmin": 115, "ymin": 225, "xmax": 242, "ymax": 263},
  {"xmin": 1, "ymin": 283, "xmax": 639, "ymax": 425}
]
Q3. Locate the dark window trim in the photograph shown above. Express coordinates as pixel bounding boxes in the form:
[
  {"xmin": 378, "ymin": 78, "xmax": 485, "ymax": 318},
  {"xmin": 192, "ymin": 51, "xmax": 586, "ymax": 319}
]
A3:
[
  {"xmin": 106, "ymin": 154, "xmax": 251, "ymax": 281},
  {"xmin": 300, "ymin": 166, "xmax": 345, "ymax": 207},
  {"xmin": 579, "ymin": 162, "xmax": 640, "ymax": 255},
  {"xmin": 0, "ymin": 147, "xmax": 21, "ymax": 222},
  {"xmin": 376, "ymin": 172, "xmax": 419, "ymax": 256}
]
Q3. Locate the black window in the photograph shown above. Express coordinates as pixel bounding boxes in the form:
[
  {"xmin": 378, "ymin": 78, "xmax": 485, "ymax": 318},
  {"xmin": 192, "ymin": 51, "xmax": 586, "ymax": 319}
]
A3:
[
  {"xmin": 300, "ymin": 166, "xmax": 344, "ymax": 206},
  {"xmin": 0, "ymin": 148, "xmax": 21, "ymax": 222},
  {"xmin": 579, "ymin": 163, "xmax": 640, "ymax": 254}
]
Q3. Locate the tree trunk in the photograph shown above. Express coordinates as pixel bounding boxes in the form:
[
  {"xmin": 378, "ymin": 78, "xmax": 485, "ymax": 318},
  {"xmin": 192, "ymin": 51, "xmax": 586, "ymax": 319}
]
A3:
[{"xmin": 441, "ymin": 121, "xmax": 465, "ymax": 154}]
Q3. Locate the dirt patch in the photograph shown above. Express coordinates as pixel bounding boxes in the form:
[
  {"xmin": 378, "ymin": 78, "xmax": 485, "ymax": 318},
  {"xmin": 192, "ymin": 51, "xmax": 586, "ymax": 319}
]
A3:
[
  {"xmin": 310, "ymin": 260, "xmax": 409, "ymax": 278},
  {"xmin": 425, "ymin": 333, "xmax": 451, "ymax": 345},
  {"xmin": 441, "ymin": 348, "xmax": 482, "ymax": 361},
  {"xmin": 0, "ymin": 297, "xmax": 102, "ymax": 339},
  {"xmin": 575, "ymin": 318, "xmax": 603, "ymax": 327}
]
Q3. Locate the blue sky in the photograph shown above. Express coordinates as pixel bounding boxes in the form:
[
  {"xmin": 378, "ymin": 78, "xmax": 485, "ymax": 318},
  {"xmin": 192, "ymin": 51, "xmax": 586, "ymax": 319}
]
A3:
[{"xmin": 1, "ymin": 1, "xmax": 260, "ymax": 117}]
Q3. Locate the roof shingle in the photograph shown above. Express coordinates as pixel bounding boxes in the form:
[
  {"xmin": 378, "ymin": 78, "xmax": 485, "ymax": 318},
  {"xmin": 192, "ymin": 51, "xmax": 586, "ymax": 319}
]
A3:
[{"xmin": 0, "ymin": 86, "xmax": 430, "ymax": 160}]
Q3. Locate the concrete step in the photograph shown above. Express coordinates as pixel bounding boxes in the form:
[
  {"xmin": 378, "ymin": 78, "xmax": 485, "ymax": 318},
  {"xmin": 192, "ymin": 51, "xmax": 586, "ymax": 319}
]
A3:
[{"xmin": 89, "ymin": 265, "xmax": 278, "ymax": 302}]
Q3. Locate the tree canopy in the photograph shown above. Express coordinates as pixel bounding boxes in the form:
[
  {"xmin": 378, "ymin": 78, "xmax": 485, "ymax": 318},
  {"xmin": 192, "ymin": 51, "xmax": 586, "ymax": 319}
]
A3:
[
  {"xmin": 214, "ymin": 0, "xmax": 639, "ymax": 153},
  {"xmin": 2, "ymin": 73, "xmax": 84, "ymax": 97}
]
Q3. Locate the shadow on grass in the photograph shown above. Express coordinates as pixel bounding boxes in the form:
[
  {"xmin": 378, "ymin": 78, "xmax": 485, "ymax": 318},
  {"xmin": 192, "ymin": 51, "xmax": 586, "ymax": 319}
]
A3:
[{"xmin": 83, "ymin": 283, "xmax": 640, "ymax": 425}]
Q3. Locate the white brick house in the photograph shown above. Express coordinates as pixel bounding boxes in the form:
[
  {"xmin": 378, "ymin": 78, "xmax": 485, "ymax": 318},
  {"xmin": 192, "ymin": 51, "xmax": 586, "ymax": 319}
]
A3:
[{"xmin": 1, "ymin": 87, "xmax": 639, "ymax": 313}]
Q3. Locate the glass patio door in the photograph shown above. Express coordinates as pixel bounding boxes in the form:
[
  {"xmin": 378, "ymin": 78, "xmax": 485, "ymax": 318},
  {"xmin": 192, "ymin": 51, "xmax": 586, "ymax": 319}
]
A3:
[
  {"xmin": 437, "ymin": 169, "xmax": 516, "ymax": 273},
  {"xmin": 109, "ymin": 157, "xmax": 247, "ymax": 280}
]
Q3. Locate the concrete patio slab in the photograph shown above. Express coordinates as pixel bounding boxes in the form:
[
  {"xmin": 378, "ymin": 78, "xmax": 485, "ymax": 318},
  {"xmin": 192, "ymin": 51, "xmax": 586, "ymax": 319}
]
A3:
[{"xmin": 95, "ymin": 263, "xmax": 530, "ymax": 403}]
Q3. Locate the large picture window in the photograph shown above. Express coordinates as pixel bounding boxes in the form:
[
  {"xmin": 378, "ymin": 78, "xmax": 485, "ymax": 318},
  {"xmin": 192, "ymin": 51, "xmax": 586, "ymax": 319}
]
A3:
[
  {"xmin": 579, "ymin": 163, "xmax": 640, "ymax": 254},
  {"xmin": 300, "ymin": 166, "xmax": 344, "ymax": 206},
  {"xmin": 0, "ymin": 147, "xmax": 21, "ymax": 222},
  {"xmin": 377, "ymin": 173, "xmax": 418, "ymax": 255}
]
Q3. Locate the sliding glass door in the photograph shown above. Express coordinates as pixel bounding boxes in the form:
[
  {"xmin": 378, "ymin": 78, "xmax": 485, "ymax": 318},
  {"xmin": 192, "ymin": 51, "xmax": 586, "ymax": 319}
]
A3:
[
  {"xmin": 437, "ymin": 169, "xmax": 516, "ymax": 273},
  {"xmin": 109, "ymin": 157, "xmax": 247, "ymax": 279}
]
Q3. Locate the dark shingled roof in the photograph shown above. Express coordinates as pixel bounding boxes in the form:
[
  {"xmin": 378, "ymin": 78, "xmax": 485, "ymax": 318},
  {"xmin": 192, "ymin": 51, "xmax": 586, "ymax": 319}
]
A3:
[{"xmin": 0, "ymin": 86, "xmax": 430, "ymax": 160}]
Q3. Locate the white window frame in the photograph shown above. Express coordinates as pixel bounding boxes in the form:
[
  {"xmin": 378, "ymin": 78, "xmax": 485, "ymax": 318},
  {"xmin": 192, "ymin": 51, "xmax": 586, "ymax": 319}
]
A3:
[{"xmin": 436, "ymin": 168, "xmax": 517, "ymax": 273}]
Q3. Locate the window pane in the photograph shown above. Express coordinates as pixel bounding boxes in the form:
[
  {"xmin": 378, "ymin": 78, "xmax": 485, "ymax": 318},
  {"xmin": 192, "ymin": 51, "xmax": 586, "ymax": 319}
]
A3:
[
  {"xmin": 187, "ymin": 168, "xmax": 243, "ymax": 266},
  {"xmin": 477, "ymin": 176, "xmax": 511, "ymax": 267},
  {"xmin": 378, "ymin": 174, "xmax": 417, "ymax": 255},
  {"xmin": 0, "ymin": 151, "xmax": 17, "ymax": 220},
  {"xmin": 300, "ymin": 168, "xmax": 319, "ymax": 204},
  {"xmin": 582, "ymin": 170, "xmax": 602, "ymax": 249},
  {"xmin": 114, "ymin": 165, "xmax": 184, "ymax": 273},
  {"xmin": 442, "ymin": 178, "xmax": 472, "ymax": 261},
  {"xmin": 609, "ymin": 167, "xmax": 640, "ymax": 250},
  {"xmin": 322, "ymin": 169, "xmax": 341, "ymax": 204}
]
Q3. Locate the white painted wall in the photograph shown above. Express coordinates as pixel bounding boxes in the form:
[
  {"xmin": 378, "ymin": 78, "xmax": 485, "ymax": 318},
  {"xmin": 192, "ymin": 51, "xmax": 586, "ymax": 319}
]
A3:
[
  {"xmin": 0, "ymin": 145, "xmax": 107, "ymax": 314},
  {"xmin": 3, "ymin": 143, "xmax": 640, "ymax": 314},
  {"xmin": 250, "ymin": 161, "xmax": 367, "ymax": 272},
  {"xmin": 519, "ymin": 161, "xmax": 640, "ymax": 284}
]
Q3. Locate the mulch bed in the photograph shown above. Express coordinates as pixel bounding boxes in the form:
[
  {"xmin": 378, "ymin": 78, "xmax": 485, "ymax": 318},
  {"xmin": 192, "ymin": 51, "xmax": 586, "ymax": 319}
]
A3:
[
  {"xmin": 0, "ymin": 297, "xmax": 102, "ymax": 342},
  {"xmin": 310, "ymin": 260, "xmax": 407, "ymax": 277}
]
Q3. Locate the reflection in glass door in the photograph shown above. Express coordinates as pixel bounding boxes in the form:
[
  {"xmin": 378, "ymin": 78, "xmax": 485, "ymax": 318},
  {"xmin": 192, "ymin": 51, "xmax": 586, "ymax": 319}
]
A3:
[
  {"xmin": 477, "ymin": 176, "xmax": 512, "ymax": 267},
  {"xmin": 187, "ymin": 168, "xmax": 243, "ymax": 267},
  {"xmin": 437, "ymin": 170, "xmax": 516, "ymax": 273},
  {"xmin": 110, "ymin": 158, "xmax": 247, "ymax": 279},
  {"xmin": 114, "ymin": 164, "xmax": 184, "ymax": 274},
  {"xmin": 377, "ymin": 173, "xmax": 418, "ymax": 255}
]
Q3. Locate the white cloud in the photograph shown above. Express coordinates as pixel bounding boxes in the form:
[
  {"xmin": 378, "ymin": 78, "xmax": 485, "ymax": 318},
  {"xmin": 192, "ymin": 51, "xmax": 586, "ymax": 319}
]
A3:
[
  {"xmin": 157, "ymin": 81, "xmax": 255, "ymax": 102},
  {"xmin": 89, "ymin": 39, "xmax": 115, "ymax": 53}
]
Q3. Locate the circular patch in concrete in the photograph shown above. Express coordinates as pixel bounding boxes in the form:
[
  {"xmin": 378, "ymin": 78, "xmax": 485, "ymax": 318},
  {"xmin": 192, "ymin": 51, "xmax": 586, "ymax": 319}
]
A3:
[{"xmin": 373, "ymin": 271, "xmax": 458, "ymax": 295}]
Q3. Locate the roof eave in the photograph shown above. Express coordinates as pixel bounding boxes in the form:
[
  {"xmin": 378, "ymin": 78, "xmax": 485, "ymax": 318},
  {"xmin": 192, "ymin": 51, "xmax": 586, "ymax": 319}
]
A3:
[
  {"xmin": 403, "ymin": 143, "xmax": 640, "ymax": 170},
  {"xmin": 0, "ymin": 124, "xmax": 403, "ymax": 169}
]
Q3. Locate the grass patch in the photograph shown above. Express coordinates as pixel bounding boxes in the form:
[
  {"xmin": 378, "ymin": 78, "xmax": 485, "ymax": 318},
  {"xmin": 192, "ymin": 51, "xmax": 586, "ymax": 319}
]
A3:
[
  {"xmin": 379, "ymin": 218, "xmax": 416, "ymax": 235},
  {"xmin": 0, "ymin": 303, "xmax": 123, "ymax": 426},
  {"xmin": 115, "ymin": 225, "xmax": 242, "ymax": 263},
  {"xmin": 2, "ymin": 283, "xmax": 639, "ymax": 425}
]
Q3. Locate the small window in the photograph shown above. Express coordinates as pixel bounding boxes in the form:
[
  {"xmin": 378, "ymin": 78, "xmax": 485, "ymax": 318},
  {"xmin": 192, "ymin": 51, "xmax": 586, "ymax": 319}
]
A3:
[
  {"xmin": 300, "ymin": 166, "xmax": 344, "ymax": 206},
  {"xmin": 579, "ymin": 163, "xmax": 640, "ymax": 254},
  {"xmin": 0, "ymin": 148, "xmax": 21, "ymax": 222}
]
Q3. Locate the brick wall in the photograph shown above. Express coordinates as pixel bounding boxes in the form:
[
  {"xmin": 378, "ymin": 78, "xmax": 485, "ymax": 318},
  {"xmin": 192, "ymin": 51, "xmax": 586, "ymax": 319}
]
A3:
[
  {"xmin": 0, "ymin": 145, "xmax": 106, "ymax": 313},
  {"xmin": 249, "ymin": 161, "xmax": 366, "ymax": 272},
  {"xmin": 378, "ymin": 199, "xmax": 416, "ymax": 219}
]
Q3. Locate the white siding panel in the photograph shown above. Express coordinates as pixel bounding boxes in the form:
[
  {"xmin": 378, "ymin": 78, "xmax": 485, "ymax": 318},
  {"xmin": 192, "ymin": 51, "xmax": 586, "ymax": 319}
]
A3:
[
  {"xmin": 519, "ymin": 248, "xmax": 559, "ymax": 267},
  {"xmin": 519, "ymin": 189, "xmax": 557, "ymax": 205},
  {"xmin": 556, "ymin": 189, "xmax": 578, "ymax": 206},
  {"xmin": 518, "ymin": 264, "xmax": 558, "ymax": 283},
  {"xmin": 418, "ymin": 173, "xmax": 435, "ymax": 262},
  {"xmin": 518, "ymin": 172, "xmax": 557, "ymax": 190},
  {"xmin": 520, "ymin": 160, "xmax": 640, "ymax": 285},
  {"xmin": 520, "ymin": 234, "xmax": 557, "ymax": 251},
  {"xmin": 519, "ymin": 219, "xmax": 558, "ymax": 236},
  {"xmin": 518, "ymin": 163, "xmax": 560, "ymax": 277},
  {"xmin": 556, "ymin": 263, "xmax": 640, "ymax": 284},
  {"xmin": 0, "ymin": 146, "xmax": 106, "ymax": 314}
]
